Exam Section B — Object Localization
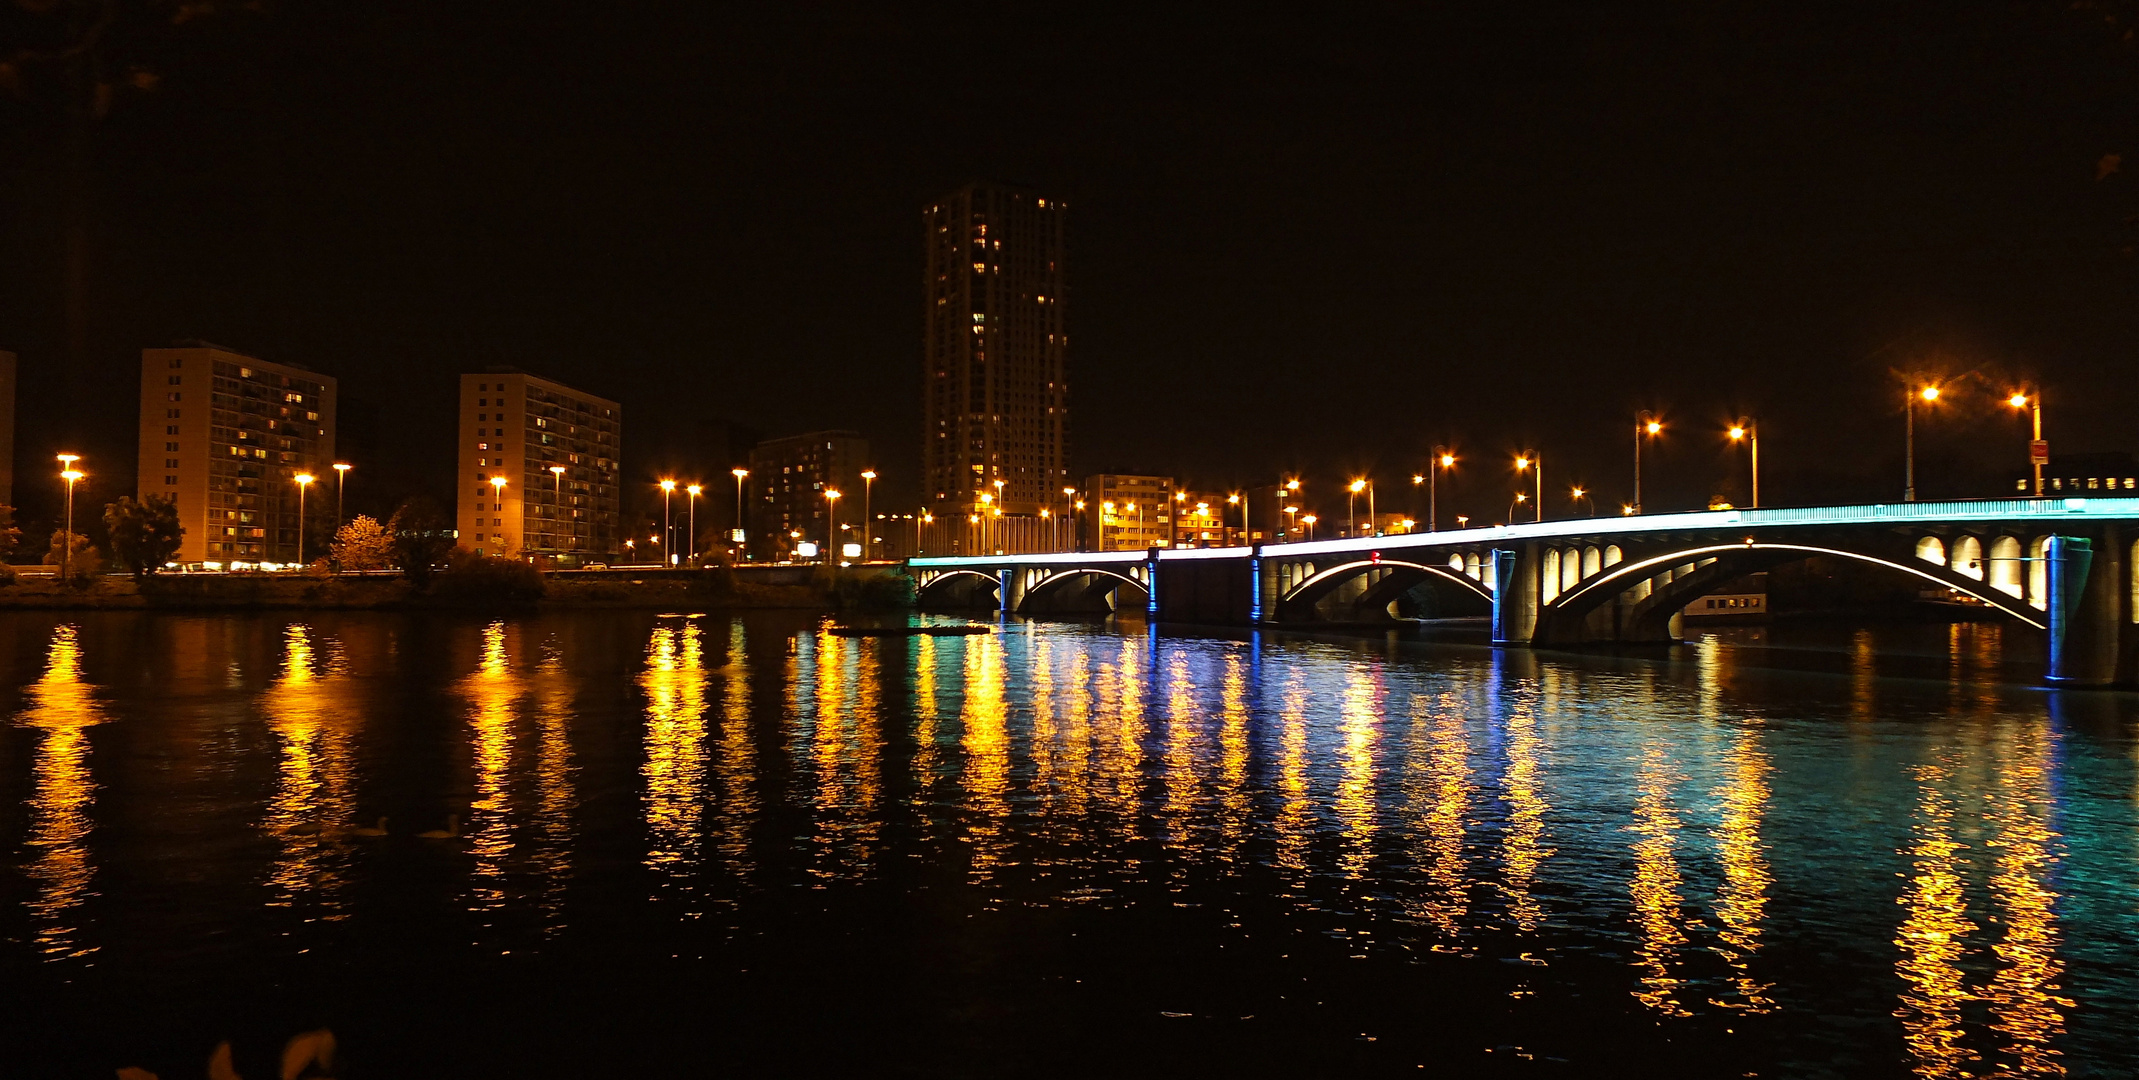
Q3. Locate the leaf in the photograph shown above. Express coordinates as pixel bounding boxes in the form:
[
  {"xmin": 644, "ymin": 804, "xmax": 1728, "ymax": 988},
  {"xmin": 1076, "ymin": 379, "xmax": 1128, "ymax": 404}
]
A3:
[
  {"xmin": 207, "ymin": 1041, "xmax": 243, "ymax": 1080},
  {"xmin": 280, "ymin": 1028, "xmax": 336, "ymax": 1080}
]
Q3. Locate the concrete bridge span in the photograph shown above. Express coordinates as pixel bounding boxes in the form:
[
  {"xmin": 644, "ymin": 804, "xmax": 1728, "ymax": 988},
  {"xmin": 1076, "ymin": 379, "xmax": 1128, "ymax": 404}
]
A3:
[{"xmin": 911, "ymin": 497, "xmax": 2139, "ymax": 686}]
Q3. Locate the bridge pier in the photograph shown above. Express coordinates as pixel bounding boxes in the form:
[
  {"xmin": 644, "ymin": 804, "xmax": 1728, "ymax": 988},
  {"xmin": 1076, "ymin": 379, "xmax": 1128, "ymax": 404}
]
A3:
[
  {"xmin": 2045, "ymin": 533, "xmax": 2129, "ymax": 687},
  {"xmin": 1490, "ymin": 545, "xmax": 1537, "ymax": 644}
]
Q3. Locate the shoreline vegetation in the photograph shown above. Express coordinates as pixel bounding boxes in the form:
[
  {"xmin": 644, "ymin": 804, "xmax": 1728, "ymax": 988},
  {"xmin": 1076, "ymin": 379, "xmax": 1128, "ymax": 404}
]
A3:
[{"xmin": 0, "ymin": 563, "xmax": 918, "ymax": 611}]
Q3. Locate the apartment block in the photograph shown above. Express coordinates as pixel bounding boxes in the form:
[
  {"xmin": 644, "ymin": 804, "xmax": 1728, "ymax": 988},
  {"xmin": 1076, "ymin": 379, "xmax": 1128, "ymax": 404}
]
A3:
[
  {"xmin": 138, "ymin": 344, "xmax": 337, "ymax": 566},
  {"xmin": 457, "ymin": 370, "xmax": 621, "ymax": 563},
  {"xmin": 747, "ymin": 430, "xmax": 870, "ymax": 561},
  {"xmin": 1083, "ymin": 473, "xmax": 1175, "ymax": 552}
]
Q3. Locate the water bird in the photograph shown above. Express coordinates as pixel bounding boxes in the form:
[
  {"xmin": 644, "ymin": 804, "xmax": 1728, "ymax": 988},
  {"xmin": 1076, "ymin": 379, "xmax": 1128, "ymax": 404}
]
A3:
[
  {"xmin": 416, "ymin": 814, "xmax": 461, "ymax": 840},
  {"xmin": 323, "ymin": 817, "xmax": 388, "ymax": 839}
]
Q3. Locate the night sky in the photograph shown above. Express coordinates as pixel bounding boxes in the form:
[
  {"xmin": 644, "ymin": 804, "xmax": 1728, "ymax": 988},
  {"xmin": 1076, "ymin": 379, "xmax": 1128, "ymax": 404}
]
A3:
[{"xmin": 5, "ymin": 2, "xmax": 2139, "ymax": 533}]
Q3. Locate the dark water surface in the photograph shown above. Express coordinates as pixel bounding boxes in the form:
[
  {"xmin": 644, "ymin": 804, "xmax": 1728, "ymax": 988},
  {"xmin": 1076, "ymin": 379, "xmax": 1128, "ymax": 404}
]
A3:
[{"xmin": 0, "ymin": 611, "xmax": 2133, "ymax": 1078}]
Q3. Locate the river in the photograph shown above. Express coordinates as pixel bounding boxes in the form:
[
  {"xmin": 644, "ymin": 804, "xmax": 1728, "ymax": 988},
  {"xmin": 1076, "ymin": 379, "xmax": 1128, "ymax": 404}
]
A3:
[{"xmin": 0, "ymin": 610, "xmax": 2131, "ymax": 1077}]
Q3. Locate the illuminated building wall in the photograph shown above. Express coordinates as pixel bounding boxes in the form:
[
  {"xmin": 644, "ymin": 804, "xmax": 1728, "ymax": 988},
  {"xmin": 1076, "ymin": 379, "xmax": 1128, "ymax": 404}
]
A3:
[
  {"xmin": 138, "ymin": 344, "xmax": 337, "ymax": 566},
  {"xmin": 1083, "ymin": 473, "xmax": 1175, "ymax": 551},
  {"xmin": 747, "ymin": 430, "xmax": 870, "ymax": 561},
  {"xmin": 922, "ymin": 182, "xmax": 1070, "ymax": 519},
  {"xmin": 456, "ymin": 369, "xmax": 621, "ymax": 563},
  {"xmin": 0, "ymin": 349, "xmax": 13, "ymax": 507}
]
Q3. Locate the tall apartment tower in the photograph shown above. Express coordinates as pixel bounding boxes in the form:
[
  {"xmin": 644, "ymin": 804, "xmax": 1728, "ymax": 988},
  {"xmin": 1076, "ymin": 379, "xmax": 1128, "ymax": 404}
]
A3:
[
  {"xmin": 138, "ymin": 345, "xmax": 337, "ymax": 566},
  {"xmin": 923, "ymin": 182, "xmax": 1069, "ymax": 518},
  {"xmin": 0, "ymin": 350, "xmax": 15, "ymax": 508},
  {"xmin": 456, "ymin": 369, "xmax": 621, "ymax": 563}
]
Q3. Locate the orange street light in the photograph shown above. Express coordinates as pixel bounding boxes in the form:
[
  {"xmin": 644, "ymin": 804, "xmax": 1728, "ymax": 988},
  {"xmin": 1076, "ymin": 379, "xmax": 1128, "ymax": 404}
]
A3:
[
  {"xmin": 1906, "ymin": 384, "xmax": 1942, "ymax": 501},
  {"xmin": 332, "ymin": 462, "xmax": 353, "ymax": 530},
  {"xmin": 686, "ymin": 483, "xmax": 702, "ymax": 562},
  {"xmin": 860, "ymin": 470, "xmax": 877, "ymax": 560},
  {"xmin": 58, "ymin": 456, "xmax": 83, "ymax": 580},
  {"xmin": 2008, "ymin": 391, "xmax": 2046, "ymax": 497},
  {"xmin": 1634, "ymin": 413, "xmax": 1662, "ymax": 514},
  {"xmin": 294, "ymin": 473, "xmax": 316, "ymax": 565},
  {"xmin": 1728, "ymin": 420, "xmax": 1759, "ymax": 507}
]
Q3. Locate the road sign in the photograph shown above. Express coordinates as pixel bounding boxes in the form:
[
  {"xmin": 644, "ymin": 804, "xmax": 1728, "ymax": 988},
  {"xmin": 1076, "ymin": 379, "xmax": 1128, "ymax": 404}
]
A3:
[{"xmin": 2030, "ymin": 439, "xmax": 2050, "ymax": 465}]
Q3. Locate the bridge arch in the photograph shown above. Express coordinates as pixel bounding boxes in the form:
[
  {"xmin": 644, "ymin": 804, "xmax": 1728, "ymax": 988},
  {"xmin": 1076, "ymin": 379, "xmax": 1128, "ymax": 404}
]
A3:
[
  {"xmin": 914, "ymin": 568, "xmax": 1004, "ymax": 610},
  {"xmin": 1535, "ymin": 541, "xmax": 2047, "ymax": 645},
  {"xmin": 1019, "ymin": 567, "xmax": 1150, "ymax": 615},
  {"xmin": 1279, "ymin": 558, "xmax": 1494, "ymax": 623}
]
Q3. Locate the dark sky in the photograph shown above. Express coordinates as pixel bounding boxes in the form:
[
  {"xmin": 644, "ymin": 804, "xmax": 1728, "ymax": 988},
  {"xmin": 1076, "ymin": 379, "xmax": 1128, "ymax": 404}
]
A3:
[{"xmin": 5, "ymin": 1, "xmax": 2139, "ymax": 530}]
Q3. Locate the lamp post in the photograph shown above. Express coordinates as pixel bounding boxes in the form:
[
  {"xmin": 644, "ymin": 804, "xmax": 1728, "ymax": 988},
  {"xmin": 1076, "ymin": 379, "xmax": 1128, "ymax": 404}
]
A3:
[
  {"xmin": 860, "ymin": 470, "xmax": 876, "ymax": 560},
  {"xmin": 57, "ymin": 455, "xmax": 81, "ymax": 580},
  {"xmin": 1281, "ymin": 478, "xmax": 1300, "ymax": 539},
  {"xmin": 1571, "ymin": 486, "xmax": 1592, "ymax": 517},
  {"xmin": 294, "ymin": 473, "xmax": 316, "ymax": 564},
  {"xmin": 1172, "ymin": 488, "xmax": 1185, "ymax": 549},
  {"xmin": 1634, "ymin": 414, "xmax": 1661, "ymax": 514},
  {"xmin": 1227, "ymin": 492, "xmax": 1243, "ymax": 546},
  {"xmin": 332, "ymin": 462, "xmax": 352, "ymax": 531},
  {"xmin": 659, "ymin": 479, "xmax": 676, "ymax": 566},
  {"xmin": 1510, "ymin": 492, "xmax": 1529, "ymax": 523},
  {"xmin": 1283, "ymin": 504, "xmax": 1299, "ymax": 538},
  {"xmin": 824, "ymin": 488, "xmax": 842, "ymax": 563},
  {"xmin": 1431, "ymin": 450, "xmax": 1455, "ymax": 532},
  {"xmin": 1728, "ymin": 421, "xmax": 1760, "ymax": 508},
  {"xmin": 1062, "ymin": 487, "xmax": 1077, "ymax": 551},
  {"xmin": 1515, "ymin": 453, "xmax": 1542, "ymax": 521},
  {"xmin": 488, "ymin": 475, "xmax": 507, "ymax": 555},
  {"xmin": 731, "ymin": 467, "xmax": 751, "ymax": 558},
  {"xmin": 1302, "ymin": 513, "xmax": 1317, "ymax": 541},
  {"xmin": 2009, "ymin": 391, "xmax": 2046, "ymax": 497},
  {"xmin": 1906, "ymin": 384, "xmax": 1940, "ymax": 502},
  {"xmin": 1347, "ymin": 479, "xmax": 1365, "ymax": 537},
  {"xmin": 686, "ymin": 484, "xmax": 701, "ymax": 563},
  {"xmin": 549, "ymin": 466, "xmax": 566, "ymax": 554}
]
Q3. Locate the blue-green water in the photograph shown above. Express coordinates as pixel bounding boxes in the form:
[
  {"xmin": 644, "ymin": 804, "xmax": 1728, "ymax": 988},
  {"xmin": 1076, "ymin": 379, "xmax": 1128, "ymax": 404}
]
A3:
[{"xmin": 0, "ymin": 611, "xmax": 2131, "ymax": 1077}]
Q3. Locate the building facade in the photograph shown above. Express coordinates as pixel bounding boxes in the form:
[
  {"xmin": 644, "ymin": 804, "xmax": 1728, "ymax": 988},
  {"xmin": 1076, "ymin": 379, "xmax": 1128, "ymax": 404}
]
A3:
[
  {"xmin": 138, "ymin": 345, "xmax": 337, "ymax": 566},
  {"xmin": 0, "ymin": 350, "xmax": 14, "ymax": 509},
  {"xmin": 1083, "ymin": 473, "xmax": 1175, "ymax": 552},
  {"xmin": 457, "ymin": 370, "xmax": 621, "ymax": 563},
  {"xmin": 922, "ymin": 182, "xmax": 1070, "ymax": 522},
  {"xmin": 747, "ymin": 430, "xmax": 871, "ymax": 562}
]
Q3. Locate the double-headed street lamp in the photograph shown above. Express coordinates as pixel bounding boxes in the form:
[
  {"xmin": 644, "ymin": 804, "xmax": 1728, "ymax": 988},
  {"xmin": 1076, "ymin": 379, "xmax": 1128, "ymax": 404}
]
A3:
[
  {"xmin": 1281, "ymin": 478, "xmax": 1301, "ymax": 540},
  {"xmin": 1728, "ymin": 421, "xmax": 1760, "ymax": 508},
  {"xmin": 2009, "ymin": 391, "xmax": 2046, "ymax": 497},
  {"xmin": 1515, "ymin": 453, "xmax": 1543, "ymax": 521},
  {"xmin": 825, "ymin": 487, "xmax": 843, "ymax": 563},
  {"xmin": 332, "ymin": 462, "xmax": 352, "ymax": 531},
  {"xmin": 1301, "ymin": 513, "xmax": 1318, "ymax": 541},
  {"xmin": 57, "ymin": 455, "xmax": 82, "ymax": 579},
  {"xmin": 1634, "ymin": 413, "xmax": 1662, "ymax": 514}
]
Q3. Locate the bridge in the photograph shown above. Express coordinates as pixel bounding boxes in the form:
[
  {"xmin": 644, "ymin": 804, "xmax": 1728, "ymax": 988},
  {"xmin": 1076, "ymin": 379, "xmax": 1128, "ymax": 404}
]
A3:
[{"xmin": 909, "ymin": 497, "xmax": 2139, "ymax": 686}]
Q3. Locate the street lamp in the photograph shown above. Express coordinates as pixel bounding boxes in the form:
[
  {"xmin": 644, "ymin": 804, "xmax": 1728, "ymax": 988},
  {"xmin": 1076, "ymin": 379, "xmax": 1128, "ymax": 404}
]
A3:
[
  {"xmin": 294, "ymin": 473, "xmax": 316, "ymax": 564},
  {"xmin": 1634, "ymin": 413, "xmax": 1662, "ymax": 514},
  {"xmin": 1172, "ymin": 488, "xmax": 1186, "ymax": 549},
  {"xmin": 825, "ymin": 488, "xmax": 842, "ymax": 564},
  {"xmin": 332, "ymin": 462, "xmax": 352, "ymax": 531},
  {"xmin": 686, "ymin": 484, "xmax": 701, "ymax": 563},
  {"xmin": 1906, "ymin": 383, "xmax": 1940, "ymax": 502},
  {"xmin": 1283, "ymin": 504, "xmax": 1299, "ymax": 538},
  {"xmin": 486, "ymin": 475, "xmax": 507, "ymax": 557},
  {"xmin": 1728, "ymin": 421, "xmax": 1760, "ymax": 508},
  {"xmin": 659, "ymin": 479, "xmax": 676, "ymax": 565},
  {"xmin": 1347, "ymin": 478, "xmax": 1366, "ymax": 537},
  {"xmin": 1227, "ymin": 492, "xmax": 1243, "ymax": 545},
  {"xmin": 2009, "ymin": 391, "xmax": 2046, "ymax": 497},
  {"xmin": 1570, "ymin": 486, "xmax": 1592, "ymax": 517},
  {"xmin": 1430, "ymin": 450, "xmax": 1455, "ymax": 532},
  {"xmin": 1282, "ymin": 477, "xmax": 1301, "ymax": 540},
  {"xmin": 1515, "ymin": 453, "xmax": 1543, "ymax": 521},
  {"xmin": 860, "ymin": 470, "xmax": 877, "ymax": 560},
  {"xmin": 1301, "ymin": 513, "xmax": 1317, "ymax": 541},
  {"xmin": 549, "ymin": 466, "xmax": 566, "ymax": 553},
  {"xmin": 1511, "ymin": 491, "xmax": 1529, "ymax": 523},
  {"xmin": 731, "ymin": 468, "xmax": 750, "ymax": 556},
  {"xmin": 57, "ymin": 455, "xmax": 82, "ymax": 580}
]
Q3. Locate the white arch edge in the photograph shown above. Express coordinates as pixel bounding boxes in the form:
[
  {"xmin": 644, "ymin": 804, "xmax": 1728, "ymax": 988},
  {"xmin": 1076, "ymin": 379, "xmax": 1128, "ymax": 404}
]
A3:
[{"xmin": 1280, "ymin": 558, "xmax": 1495, "ymax": 605}]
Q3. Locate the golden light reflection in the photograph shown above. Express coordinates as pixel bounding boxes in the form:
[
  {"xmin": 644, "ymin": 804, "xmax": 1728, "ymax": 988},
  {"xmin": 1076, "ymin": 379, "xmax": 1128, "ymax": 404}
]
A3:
[
  {"xmin": 463, "ymin": 621, "xmax": 522, "ymax": 917},
  {"xmin": 1628, "ymin": 745, "xmax": 1691, "ymax": 1017},
  {"xmin": 1982, "ymin": 723, "xmax": 2073, "ymax": 1076},
  {"xmin": 911, "ymin": 633, "xmax": 943, "ymax": 814},
  {"xmin": 1893, "ymin": 759, "xmax": 1978, "ymax": 1078},
  {"xmin": 713, "ymin": 619, "xmax": 756, "ymax": 875},
  {"xmin": 528, "ymin": 637, "xmax": 576, "ymax": 935},
  {"xmin": 807, "ymin": 631, "xmax": 884, "ymax": 878},
  {"xmin": 1409, "ymin": 695, "xmax": 1470, "ymax": 936},
  {"xmin": 1709, "ymin": 726, "xmax": 1774, "ymax": 1012},
  {"xmin": 1333, "ymin": 664, "xmax": 1382, "ymax": 879},
  {"xmin": 1214, "ymin": 653, "xmax": 1251, "ymax": 861},
  {"xmin": 1272, "ymin": 677, "xmax": 1312, "ymax": 876},
  {"xmin": 261, "ymin": 625, "xmax": 361, "ymax": 914},
  {"xmin": 1850, "ymin": 628, "xmax": 1878, "ymax": 722},
  {"xmin": 640, "ymin": 620, "xmax": 709, "ymax": 893},
  {"xmin": 1161, "ymin": 649, "xmax": 1201, "ymax": 852},
  {"xmin": 17, "ymin": 624, "xmax": 109, "ymax": 959},
  {"xmin": 1094, "ymin": 638, "xmax": 1147, "ymax": 838},
  {"xmin": 1497, "ymin": 686, "xmax": 1551, "ymax": 931},
  {"xmin": 960, "ymin": 631, "xmax": 1011, "ymax": 878}
]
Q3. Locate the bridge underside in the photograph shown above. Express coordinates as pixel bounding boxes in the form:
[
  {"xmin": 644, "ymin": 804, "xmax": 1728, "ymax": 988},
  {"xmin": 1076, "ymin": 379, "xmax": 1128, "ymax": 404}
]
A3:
[{"xmin": 907, "ymin": 508, "xmax": 2139, "ymax": 685}]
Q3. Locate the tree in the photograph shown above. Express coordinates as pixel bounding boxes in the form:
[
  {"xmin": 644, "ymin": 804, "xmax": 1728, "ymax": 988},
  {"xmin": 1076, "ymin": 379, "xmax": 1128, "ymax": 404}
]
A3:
[
  {"xmin": 388, "ymin": 497, "xmax": 454, "ymax": 585},
  {"xmin": 44, "ymin": 529, "xmax": 103, "ymax": 586},
  {"xmin": 102, "ymin": 494, "xmax": 183, "ymax": 577},
  {"xmin": 330, "ymin": 515, "xmax": 395, "ymax": 571},
  {"xmin": 0, "ymin": 504, "xmax": 21, "ymax": 561}
]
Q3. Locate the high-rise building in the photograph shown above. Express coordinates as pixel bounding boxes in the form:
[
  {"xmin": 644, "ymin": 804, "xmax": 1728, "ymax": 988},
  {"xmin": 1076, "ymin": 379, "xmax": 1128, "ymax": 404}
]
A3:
[
  {"xmin": 923, "ymin": 182, "xmax": 1069, "ymax": 519},
  {"xmin": 138, "ymin": 344, "xmax": 337, "ymax": 566},
  {"xmin": 457, "ymin": 369, "xmax": 621, "ymax": 563},
  {"xmin": 747, "ymin": 430, "xmax": 870, "ymax": 562}
]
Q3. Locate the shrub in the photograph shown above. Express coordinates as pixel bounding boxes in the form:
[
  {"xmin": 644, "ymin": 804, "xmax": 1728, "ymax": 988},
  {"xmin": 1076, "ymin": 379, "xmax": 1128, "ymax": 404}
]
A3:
[
  {"xmin": 44, "ymin": 530, "xmax": 104, "ymax": 587},
  {"xmin": 430, "ymin": 549, "xmax": 545, "ymax": 606},
  {"xmin": 331, "ymin": 514, "xmax": 395, "ymax": 571}
]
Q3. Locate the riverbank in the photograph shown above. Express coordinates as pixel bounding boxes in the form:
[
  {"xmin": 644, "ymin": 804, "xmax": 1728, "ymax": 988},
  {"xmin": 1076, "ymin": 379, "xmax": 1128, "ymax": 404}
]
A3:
[{"xmin": 0, "ymin": 564, "xmax": 914, "ymax": 610}]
